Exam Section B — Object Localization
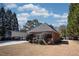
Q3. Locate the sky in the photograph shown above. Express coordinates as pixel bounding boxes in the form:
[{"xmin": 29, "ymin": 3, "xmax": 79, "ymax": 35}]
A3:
[{"xmin": 3, "ymin": 3, "xmax": 69, "ymax": 29}]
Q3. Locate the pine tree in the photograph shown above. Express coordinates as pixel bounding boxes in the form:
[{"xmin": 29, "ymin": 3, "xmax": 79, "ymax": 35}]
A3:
[
  {"xmin": 0, "ymin": 6, "xmax": 19, "ymax": 36},
  {"xmin": 0, "ymin": 7, "xmax": 6, "ymax": 36},
  {"xmin": 5, "ymin": 9, "xmax": 13, "ymax": 31},
  {"xmin": 12, "ymin": 13, "xmax": 19, "ymax": 31}
]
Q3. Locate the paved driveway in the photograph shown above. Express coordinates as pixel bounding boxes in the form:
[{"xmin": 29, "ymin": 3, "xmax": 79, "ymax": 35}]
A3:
[{"xmin": 0, "ymin": 41, "xmax": 28, "ymax": 46}]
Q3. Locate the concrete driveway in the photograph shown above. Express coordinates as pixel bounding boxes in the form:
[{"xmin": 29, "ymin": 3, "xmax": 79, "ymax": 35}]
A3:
[{"xmin": 0, "ymin": 41, "xmax": 28, "ymax": 46}]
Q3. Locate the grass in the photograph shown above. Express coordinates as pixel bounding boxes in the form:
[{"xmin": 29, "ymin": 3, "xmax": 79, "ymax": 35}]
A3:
[{"xmin": 0, "ymin": 40, "xmax": 79, "ymax": 56}]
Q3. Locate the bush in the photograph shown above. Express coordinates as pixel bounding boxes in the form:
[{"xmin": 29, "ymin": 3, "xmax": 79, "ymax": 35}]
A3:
[{"xmin": 26, "ymin": 34, "xmax": 35, "ymax": 41}]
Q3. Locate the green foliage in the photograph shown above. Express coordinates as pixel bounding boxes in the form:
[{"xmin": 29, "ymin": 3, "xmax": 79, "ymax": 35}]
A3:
[
  {"xmin": 67, "ymin": 3, "xmax": 79, "ymax": 36},
  {"xmin": 0, "ymin": 7, "xmax": 19, "ymax": 36},
  {"xmin": 59, "ymin": 25, "xmax": 67, "ymax": 37},
  {"xmin": 20, "ymin": 19, "xmax": 42, "ymax": 32}
]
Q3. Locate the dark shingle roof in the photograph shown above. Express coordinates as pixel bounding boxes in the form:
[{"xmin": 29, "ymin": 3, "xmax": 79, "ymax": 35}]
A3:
[{"xmin": 28, "ymin": 24, "xmax": 58, "ymax": 33}]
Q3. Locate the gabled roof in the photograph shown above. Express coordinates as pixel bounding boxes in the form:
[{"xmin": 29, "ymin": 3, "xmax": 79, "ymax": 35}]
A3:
[{"xmin": 28, "ymin": 24, "xmax": 58, "ymax": 33}]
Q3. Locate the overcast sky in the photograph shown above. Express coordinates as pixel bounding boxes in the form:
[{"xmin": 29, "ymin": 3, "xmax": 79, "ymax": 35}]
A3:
[{"xmin": 3, "ymin": 3, "xmax": 69, "ymax": 28}]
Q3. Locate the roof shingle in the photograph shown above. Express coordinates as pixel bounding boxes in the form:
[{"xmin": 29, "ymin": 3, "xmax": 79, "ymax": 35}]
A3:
[{"xmin": 28, "ymin": 24, "xmax": 57, "ymax": 33}]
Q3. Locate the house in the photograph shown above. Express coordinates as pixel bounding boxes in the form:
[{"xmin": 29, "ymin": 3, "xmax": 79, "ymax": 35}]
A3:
[{"xmin": 27, "ymin": 24, "xmax": 60, "ymax": 44}]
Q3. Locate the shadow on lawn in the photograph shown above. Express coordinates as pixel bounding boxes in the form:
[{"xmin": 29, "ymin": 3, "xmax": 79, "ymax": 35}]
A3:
[{"xmin": 54, "ymin": 40, "xmax": 69, "ymax": 45}]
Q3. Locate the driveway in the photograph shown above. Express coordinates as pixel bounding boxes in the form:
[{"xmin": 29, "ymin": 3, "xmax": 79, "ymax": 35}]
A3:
[{"xmin": 0, "ymin": 41, "xmax": 28, "ymax": 46}]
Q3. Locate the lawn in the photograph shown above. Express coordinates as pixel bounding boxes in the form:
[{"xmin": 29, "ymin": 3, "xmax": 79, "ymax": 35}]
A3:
[{"xmin": 0, "ymin": 40, "xmax": 79, "ymax": 56}]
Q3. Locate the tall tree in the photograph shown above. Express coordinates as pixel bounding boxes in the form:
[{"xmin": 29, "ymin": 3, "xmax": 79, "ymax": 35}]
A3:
[
  {"xmin": 5, "ymin": 9, "xmax": 12, "ymax": 31},
  {"xmin": 12, "ymin": 13, "xmax": 19, "ymax": 31},
  {"xmin": 0, "ymin": 7, "xmax": 19, "ymax": 36},
  {"xmin": 67, "ymin": 3, "xmax": 79, "ymax": 36},
  {"xmin": 0, "ymin": 7, "xmax": 6, "ymax": 36}
]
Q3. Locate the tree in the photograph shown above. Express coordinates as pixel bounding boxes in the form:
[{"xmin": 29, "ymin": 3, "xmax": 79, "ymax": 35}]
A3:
[
  {"xmin": 5, "ymin": 9, "xmax": 13, "ymax": 31},
  {"xmin": 0, "ymin": 7, "xmax": 19, "ymax": 36},
  {"xmin": 12, "ymin": 13, "xmax": 19, "ymax": 31},
  {"xmin": 67, "ymin": 3, "xmax": 79, "ymax": 37},
  {"xmin": 59, "ymin": 25, "xmax": 67, "ymax": 37},
  {"xmin": 0, "ymin": 7, "xmax": 6, "ymax": 36},
  {"xmin": 20, "ymin": 19, "xmax": 42, "ymax": 32}
]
